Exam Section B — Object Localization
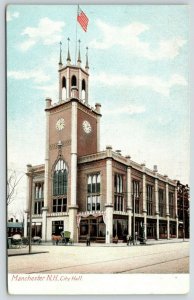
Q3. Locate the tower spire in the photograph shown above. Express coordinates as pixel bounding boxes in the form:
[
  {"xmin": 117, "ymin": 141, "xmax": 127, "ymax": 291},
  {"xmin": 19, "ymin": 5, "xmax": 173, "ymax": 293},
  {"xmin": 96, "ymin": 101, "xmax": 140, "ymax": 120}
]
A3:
[
  {"xmin": 85, "ymin": 46, "xmax": 89, "ymax": 71},
  {"xmin": 67, "ymin": 37, "xmax": 71, "ymax": 65},
  {"xmin": 59, "ymin": 41, "xmax": 62, "ymax": 67},
  {"xmin": 77, "ymin": 39, "xmax": 81, "ymax": 66}
]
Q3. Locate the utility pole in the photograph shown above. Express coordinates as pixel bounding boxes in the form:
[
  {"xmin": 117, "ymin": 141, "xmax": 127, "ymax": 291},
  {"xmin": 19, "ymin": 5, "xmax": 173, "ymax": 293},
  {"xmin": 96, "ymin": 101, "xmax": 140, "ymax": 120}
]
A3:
[
  {"xmin": 133, "ymin": 194, "xmax": 135, "ymax": 245},
  {"xmin": 28, "ymin": 168, "xmax": 34, "ymax": 254},
  {"xmin": 182, "ymin": 188, "xmax": 185, "ymax": 242}
]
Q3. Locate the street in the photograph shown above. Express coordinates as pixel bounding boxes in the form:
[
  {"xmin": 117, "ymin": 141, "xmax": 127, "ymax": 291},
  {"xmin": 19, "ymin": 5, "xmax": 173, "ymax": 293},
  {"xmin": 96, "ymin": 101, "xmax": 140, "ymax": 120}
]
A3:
[{"xmin": 8, "ymin": 241, "xmax": 189, "ymax": 274}]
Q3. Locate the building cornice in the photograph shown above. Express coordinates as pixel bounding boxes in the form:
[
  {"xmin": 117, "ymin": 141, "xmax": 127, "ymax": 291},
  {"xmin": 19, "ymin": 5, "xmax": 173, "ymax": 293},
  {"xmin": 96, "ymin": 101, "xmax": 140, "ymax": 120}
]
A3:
[
  {"xmin": 58, "ymin": 64, "xmax": 89, "ymax": 76},
  {"xmin": 45, "ymin": 98, "xmax": 101, "ymax": 117},
  {"xmin": 78, "ymin": 150, "xmax": 177, "ymax": 186}
]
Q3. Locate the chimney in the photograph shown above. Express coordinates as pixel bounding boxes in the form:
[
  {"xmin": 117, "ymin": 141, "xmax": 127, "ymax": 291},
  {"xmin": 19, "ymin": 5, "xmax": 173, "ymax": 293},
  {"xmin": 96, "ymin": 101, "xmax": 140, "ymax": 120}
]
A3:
[
  {"xmin": 153, "ymin": 165, "xmax": 158, "ymax": 172},
  {"xmin": 115, "ymin": 150, "xmax": 122, "ymax": 155},
  {"xmin": 95, "ymin": 103, "xmax": 101, "ymax": 114},
  {"xmin": 45, "ymin": 97, "xmax": 52, "ymax": 108}
]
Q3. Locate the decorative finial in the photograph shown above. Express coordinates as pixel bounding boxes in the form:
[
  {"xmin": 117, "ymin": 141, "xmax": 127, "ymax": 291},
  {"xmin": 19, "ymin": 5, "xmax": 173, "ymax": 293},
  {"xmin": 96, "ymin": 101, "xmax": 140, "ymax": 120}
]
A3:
[
  {"xmin": 59, "ymin": 41, "xmax": 62, "ymax": 66},
  {"xmin": 77, "ymin": 39, "xmax": 81, "ymax": 64},
  {"xmin": 67, "ymin": 37, "xmax": 71, "ymax": 63},
  {"xmin": 85, "ymin": 46, "xmax": 89, "ymax": 70}
]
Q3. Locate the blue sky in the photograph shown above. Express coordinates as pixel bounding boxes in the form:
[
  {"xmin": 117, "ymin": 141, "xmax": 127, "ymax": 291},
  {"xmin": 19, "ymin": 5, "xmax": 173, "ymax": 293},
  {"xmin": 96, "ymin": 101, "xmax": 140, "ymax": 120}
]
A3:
[{"xmin": 7, "ymin": 5, "xmax": 189, "ymax": 218}]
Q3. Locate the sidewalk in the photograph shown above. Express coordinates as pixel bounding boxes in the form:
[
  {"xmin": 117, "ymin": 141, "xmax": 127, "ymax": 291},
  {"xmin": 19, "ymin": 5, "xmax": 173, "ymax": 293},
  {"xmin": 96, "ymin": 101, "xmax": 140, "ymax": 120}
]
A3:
[{"xmin": 7, "ymin": 238, "xmax": 189, "ymax": 256}]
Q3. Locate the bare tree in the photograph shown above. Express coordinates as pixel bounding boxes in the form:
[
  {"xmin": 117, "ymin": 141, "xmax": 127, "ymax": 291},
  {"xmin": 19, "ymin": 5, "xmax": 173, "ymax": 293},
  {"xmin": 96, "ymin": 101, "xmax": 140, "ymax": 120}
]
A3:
[
  {"xmin": 7, "ymin": 169, "xmax": 24, "ymax": 206},
  {"xmin": 9, "ymin": 207, "xmax": 24, "ymax": 222}
]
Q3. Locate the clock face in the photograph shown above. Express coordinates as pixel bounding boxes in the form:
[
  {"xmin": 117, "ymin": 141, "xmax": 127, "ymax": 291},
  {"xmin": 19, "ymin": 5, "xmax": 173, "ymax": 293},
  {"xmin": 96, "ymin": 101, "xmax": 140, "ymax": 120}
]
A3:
[
  {"xmin": 56, "ymin": 118, "xmax": 65, "ymax": 131},
  {"xmin": 82, "ymin": 120, "xmax": 92, "ymax": 134}
]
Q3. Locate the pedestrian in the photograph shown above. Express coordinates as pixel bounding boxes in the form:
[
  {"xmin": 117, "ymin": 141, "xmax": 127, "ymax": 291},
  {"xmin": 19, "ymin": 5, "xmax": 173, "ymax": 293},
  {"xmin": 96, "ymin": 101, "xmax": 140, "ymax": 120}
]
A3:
[
  {"xmin": 129, "ymin": 235, "xmax": 133, "ymax": 245},
  {"xmin": 126, "ymin": 234, "xmax": 130, "ymax": 246},
  {"xmin": 86, "ymin": 234, "xmax": 90, "ymax": 246},
  {"xmin": 135, "ymin": 232, "xmax": 138, "ymax": 245}
]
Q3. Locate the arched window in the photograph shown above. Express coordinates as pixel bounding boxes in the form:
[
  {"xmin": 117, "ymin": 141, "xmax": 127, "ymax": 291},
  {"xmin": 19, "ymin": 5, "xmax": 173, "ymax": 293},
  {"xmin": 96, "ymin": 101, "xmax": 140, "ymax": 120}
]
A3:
[
  {"xmin": 114, "ymin": 174, "xmax": 124, "ymax": 212},
  {"xmin": 71, "ymin": 75, "xmax": 77, "ymax": 87},
  {"xmin": 81, "ymin": 79, "xmax": 86, "ymax": 100},
  {"xmin": 34, "ymin": 183, "xmax": 44, "ymax": 215},
  {"xmin": 62, "ymin": 76, "xmax": 66, "ymax": 100},
  {"xmin": 87, "ymin": 174, "xmax": 101, "ymax": 211},
  {"xmin": 38, "ymin": 186, "xmax": 42, "ymax": 199},
  {"xmin": 82, "ymin": 79, "xmax": 86, "ymax": 90},
  {"xmin": 35, "ymin": 185, "xmax": 39, "ymax": 199},
  {"xmin": 53, "ymin": 159, "xmax": 68, "ymax": 196},
  {"xmin": 52, "ymin": 159, "xmax": 68, "ymax": 213},
  {"xmin": 62, "ymin": 77, "xmax": 66, "ymax": 88}
]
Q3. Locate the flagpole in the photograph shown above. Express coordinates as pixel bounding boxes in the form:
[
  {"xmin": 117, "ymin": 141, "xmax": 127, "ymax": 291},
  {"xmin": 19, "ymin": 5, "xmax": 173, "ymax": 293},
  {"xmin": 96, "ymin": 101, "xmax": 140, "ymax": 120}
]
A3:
[{"xmin": 75, "ymin": 4, "xmax": 79, "ymax": 65}]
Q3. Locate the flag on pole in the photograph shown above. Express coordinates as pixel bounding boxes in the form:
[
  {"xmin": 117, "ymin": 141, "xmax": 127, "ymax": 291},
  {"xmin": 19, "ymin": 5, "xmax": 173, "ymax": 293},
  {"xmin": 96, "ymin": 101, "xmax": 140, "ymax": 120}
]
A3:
[{"xmin": 77, "ymin": 6, "xmax": 89, "ymax": 32}]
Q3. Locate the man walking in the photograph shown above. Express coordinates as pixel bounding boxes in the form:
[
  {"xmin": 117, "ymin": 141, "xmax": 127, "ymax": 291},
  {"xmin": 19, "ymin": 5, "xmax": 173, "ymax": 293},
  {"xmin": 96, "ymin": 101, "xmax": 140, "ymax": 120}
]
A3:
[{"xmin": 86, "ymin": 234, "xmax": 90, "ymax": 246}]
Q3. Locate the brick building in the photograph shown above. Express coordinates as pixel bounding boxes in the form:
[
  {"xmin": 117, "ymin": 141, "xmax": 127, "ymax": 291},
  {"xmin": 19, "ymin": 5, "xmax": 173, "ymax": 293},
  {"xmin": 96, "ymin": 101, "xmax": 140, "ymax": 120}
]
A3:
[
  {"xmin": 177, "ymin": 181, "xmax": 190, "ymax": 239},
  {"xmin": 24, "ymin": 44, "xmax": 186, "ymax": 243}
]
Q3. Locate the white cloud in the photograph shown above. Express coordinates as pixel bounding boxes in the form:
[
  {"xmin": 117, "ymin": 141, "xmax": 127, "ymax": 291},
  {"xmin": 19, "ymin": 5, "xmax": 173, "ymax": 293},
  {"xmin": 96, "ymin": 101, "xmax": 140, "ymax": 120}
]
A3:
[
  {"xmin": 90, "ymin": 20, "xmax": 186, "ymax": 60},
  {"xmin": 7, "ymin": 11, "xmax": 20, "ymax": 22},
  {"xmin": 91, "ymin": 72, "xmax": 187, "ymax": 96},
  {"xmin": 19, "ymin": 17, "xmax": 65, "ymax": 51},
  {"xmin": 7, "ymin": 69, "xmax": 50, "ymax": 83},
  {"xmin": 35, "ymin": 83, "xmax": 58, "ymax": 101},
  {"xmin": 104, "ymin": 104, "xmax": 145, "ymax": 115}
]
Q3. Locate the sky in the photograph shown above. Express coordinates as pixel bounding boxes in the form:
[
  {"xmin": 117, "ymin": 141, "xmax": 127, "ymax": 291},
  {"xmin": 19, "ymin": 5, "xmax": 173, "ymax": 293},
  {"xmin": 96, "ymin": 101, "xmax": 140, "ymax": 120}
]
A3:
[{"xmin": 7, "ymin": 5, "xmax": 189, "ymax": 220}]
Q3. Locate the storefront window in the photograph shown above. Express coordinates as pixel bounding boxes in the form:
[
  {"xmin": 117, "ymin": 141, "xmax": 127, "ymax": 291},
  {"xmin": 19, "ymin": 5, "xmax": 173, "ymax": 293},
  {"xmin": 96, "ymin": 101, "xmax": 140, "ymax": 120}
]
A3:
[{"xmin": 52, "ymin": 220, "xmax": 64, "ymax": 235}]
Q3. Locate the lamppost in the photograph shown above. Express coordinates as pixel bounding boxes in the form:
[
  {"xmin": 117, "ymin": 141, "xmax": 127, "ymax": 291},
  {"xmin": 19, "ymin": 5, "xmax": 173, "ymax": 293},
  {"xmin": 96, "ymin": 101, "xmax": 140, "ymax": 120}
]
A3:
[
  {"xmin": 132, "ymin": 193, "xmax": 136, "ymax": 245},
  {"xmin": 28, "ymin": 166, "xmax": 34, "ymax": 254},
  {"xmin": 177, "ymin": 181, "xmax": 189, "ymax": 241},
  {"xmin": 139, "ymin": 222, "xmax": 146, "ymax": 245}
]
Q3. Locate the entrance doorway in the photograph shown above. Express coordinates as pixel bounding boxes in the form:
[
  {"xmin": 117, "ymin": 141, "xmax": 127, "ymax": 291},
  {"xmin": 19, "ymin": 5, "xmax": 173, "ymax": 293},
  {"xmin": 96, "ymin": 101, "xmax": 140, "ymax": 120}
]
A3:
[
  {"xmin": 159, "ymin": 221, "xmax": 167, "ymax": 239},
  {"xmin": 147, "ymin": 220, "xmax": 157, "ymax": 239},
  {"xmin": 52, "ymin": 220, "xmax": 64, "ymax": 235},
  {"xmin": 29, "ymin": 222, "xmax": 42, "ymax": 238},
  {"xmin": 79, "ymin": 216, "xmax": 105, "ymax": 242},
  {"xmin": 113, "ymin": 216, "xmax": 128, "ymax": 241}
]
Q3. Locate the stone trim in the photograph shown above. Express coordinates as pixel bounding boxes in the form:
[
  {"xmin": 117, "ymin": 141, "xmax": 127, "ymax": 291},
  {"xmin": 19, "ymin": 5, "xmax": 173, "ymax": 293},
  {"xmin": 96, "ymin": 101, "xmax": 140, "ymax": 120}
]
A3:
[{"xmin": 49, "ymin": 140, "xmax": 71, "ymax": 151}]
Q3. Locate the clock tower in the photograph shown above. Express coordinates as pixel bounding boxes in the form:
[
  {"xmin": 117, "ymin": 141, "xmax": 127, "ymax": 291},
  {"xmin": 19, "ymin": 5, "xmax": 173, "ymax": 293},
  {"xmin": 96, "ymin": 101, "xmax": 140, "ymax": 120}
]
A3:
[{"xmin": 42, "ymin": 40, "xmax": 102, "ymax": 242}]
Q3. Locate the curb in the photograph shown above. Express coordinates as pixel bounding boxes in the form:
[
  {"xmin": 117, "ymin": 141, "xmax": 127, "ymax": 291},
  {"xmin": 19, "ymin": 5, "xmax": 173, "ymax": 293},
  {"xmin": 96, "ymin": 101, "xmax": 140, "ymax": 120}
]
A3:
[{"xmin": 8, "ymin": 251, "xmax": 49, "ymax": 257}]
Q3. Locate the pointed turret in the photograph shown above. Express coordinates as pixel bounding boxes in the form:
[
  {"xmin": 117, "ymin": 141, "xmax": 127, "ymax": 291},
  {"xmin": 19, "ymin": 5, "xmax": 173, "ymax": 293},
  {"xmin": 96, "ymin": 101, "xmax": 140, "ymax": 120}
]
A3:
[
  {"xmin": 85, "ymin": 46, "xmax": 89, "ymax": 72},
  {"xmin": 77, "ymin": 39, "xmax": 81, "ymax": 66},
  {"xmin": 59, "ymin": 41, "xmax": 62, "ymax": 68},
  {"xmin": 67, "ymin": 37, "xmax": 71, "ymax": 65}
]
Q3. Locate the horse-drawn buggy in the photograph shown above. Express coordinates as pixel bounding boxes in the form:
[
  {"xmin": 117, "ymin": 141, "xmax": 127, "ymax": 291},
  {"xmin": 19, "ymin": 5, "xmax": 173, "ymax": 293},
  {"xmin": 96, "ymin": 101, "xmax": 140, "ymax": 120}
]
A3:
[
  {"xmin": 7, "ymin": 234, "xmax": 28, "ymax": 249},
  {"xmin": 51, "ymin": 231, "xmax": 74, "ymax": 246}
]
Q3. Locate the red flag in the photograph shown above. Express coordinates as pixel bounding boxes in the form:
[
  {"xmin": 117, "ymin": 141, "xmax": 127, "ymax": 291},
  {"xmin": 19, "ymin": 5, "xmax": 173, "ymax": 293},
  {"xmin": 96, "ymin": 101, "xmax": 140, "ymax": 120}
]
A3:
[{"xmin": 77, "ymin": 7, "xmax": 89, "ymax": 32}]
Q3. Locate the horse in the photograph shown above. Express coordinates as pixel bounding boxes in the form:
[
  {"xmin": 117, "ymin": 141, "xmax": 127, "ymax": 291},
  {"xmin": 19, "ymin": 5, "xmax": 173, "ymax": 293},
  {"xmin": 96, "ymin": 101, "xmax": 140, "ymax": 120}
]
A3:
[{"xmin": 51, "ymin": 235, "xmax": 62, "ymax": 245}]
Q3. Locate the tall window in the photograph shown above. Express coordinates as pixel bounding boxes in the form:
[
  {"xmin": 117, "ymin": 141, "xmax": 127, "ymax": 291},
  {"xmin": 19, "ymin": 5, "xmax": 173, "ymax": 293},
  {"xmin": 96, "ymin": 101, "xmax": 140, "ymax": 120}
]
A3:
[
  {"xmin": 82, "ymin": 79, "xmax": 86, "ymax": 100},
  {"xmin": 53, "ymin": 198, "xmax": 67, "ymax": 213},
  {"xmin": 35, "ymin": 183, "xmax": 44, "ymax": 199},
  {"xmin": 34, "ymin": 183, "xmax": 44, "ymax": 214},
  {"xmin": 169, "ymin": 192, "xmax": 174, "ymax": 218},
  {"xmin": 159, "ymin": 189, "xmax": 165, "ymax": 217},
  {"xmin": 71, "ymin": 75, "xmax": 77, "ymax": 86},
  {"xmin": 132, "ymin": 180, "xmax": 140, "ymax": 213},
  {"xmin": 62, "ymin": 76, "xmax": 66, "ymax": 100},
  {"xmin": 53, "ymin": 159, "xmax": 68, "ymax": 213},
  {"xmin": 114, "ymin": 174, "xmax": 124, "ymax": 211},
  {"xmin": 87, "ymin": 174, "xmax": 101, "ymax": 211},
  {"xmin": 147, "ymin": 185, "xmax": 153, "ymax": 216}
]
